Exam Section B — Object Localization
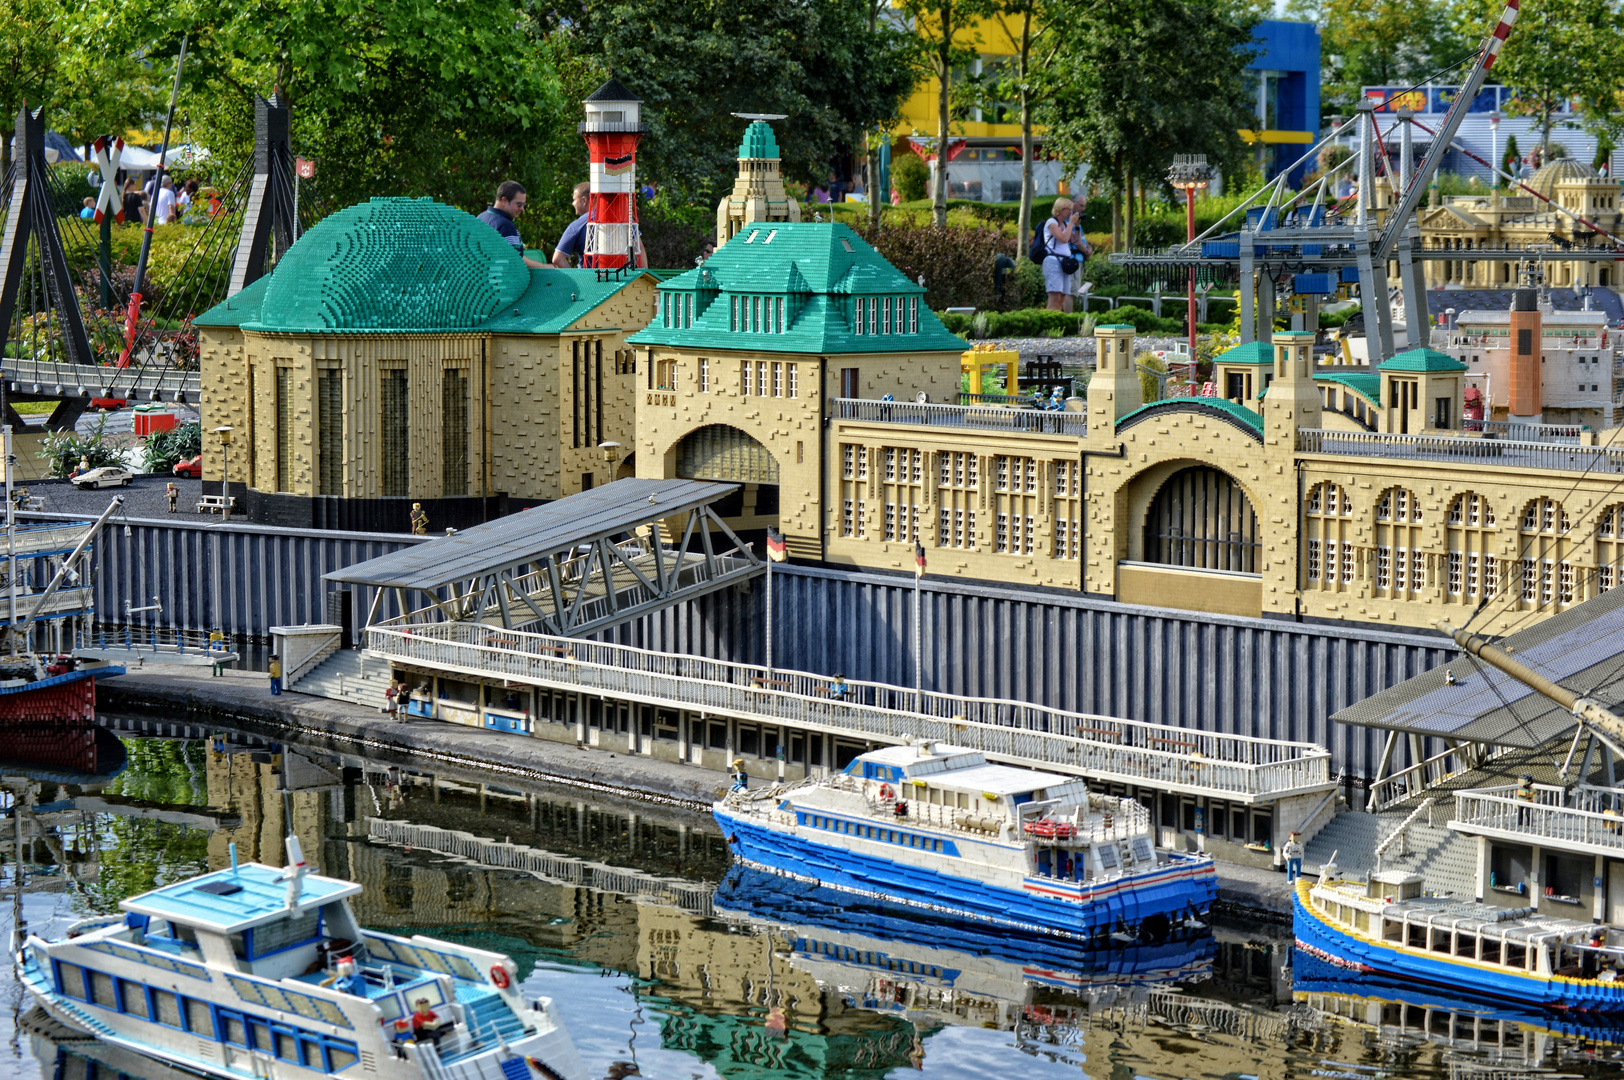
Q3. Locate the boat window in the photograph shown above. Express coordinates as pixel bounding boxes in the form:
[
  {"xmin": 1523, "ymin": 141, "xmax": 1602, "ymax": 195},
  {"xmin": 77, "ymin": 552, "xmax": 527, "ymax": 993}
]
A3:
[
  {"xmin": 183, "ymin": 996, "xmax": 212, "ymax": 1035},
  {"xmin": 245, "ymin": 909, "xmax": 322, "ymax": 959},
  {"xmin": 53, "ymin": 962, "xmax": 86, "ymax": 1001},
  {"xmin": 153, "ymin": 988, "xmax": 182, "ymax": 1028},
  {"xmin": 1011, "ymin": 792, "xmax": 1034, "ymax": 807},
  {"xmin": 219, "ymin": 1010, "xmax": 249, "ymax": 1047},
  {"xmin": 117, "ymin": 977, "xmax": 148, "ymax": 1017},
  {"xmin": 325, "ymin": 1040, "xmax": 359, "ymax": 1071},
  {"xmin": 247, "ymin": 1019, "xmax": 274, "ymax": 1051},
  {"xmin": 89, "ymin": 970, "xmax": 117, "ymax": 1009},
  {"xmin": 1506, "ymin": 943, "xmax": 1527, "ymax": 969},
  {"xmin": 1406, "ymin": 923, "xmax": 1426, "ymax": 948},
  {"xmin": 274, "ymin": 1027, "xmax": 299, "ymax": 1061},
  {"xmin": 1455, "ymin": 934, "xmax": 1476, "ymax": 958}
]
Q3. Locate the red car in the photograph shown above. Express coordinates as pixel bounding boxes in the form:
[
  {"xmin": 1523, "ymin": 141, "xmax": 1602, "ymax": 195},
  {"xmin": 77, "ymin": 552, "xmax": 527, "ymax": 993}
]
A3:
[{"xmin": 172, "ymin": 454, "xmax": 203, "ymax": 478}]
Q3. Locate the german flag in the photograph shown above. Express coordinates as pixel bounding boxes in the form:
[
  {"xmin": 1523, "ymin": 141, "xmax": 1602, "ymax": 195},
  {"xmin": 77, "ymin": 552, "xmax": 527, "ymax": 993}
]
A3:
[
  {"xmin": 766, "ymin": 528, "xmax": 787, "ymax": 563},
  {"xmin": 915, "ymin": 543, "xmax": 926, "ymax": 578}
]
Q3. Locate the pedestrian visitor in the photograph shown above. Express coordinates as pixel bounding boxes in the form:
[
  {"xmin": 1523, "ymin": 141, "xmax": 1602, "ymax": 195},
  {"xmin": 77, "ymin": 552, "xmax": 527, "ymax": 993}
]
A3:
[
  {"xmin": 1283, "ymin": 830, "xmax": 1304, "ymax": 881},
  {"xmin": 551, "ymin": 182, "xmax": 592, "ymax": 268},
  {"xmin": 268, "ymin": 656, "xmax": 282, "ymax": 696},
  {"xmin": 1039, "ymin": 197, "xmax": 1087, "ymax": 313},
  {"xmin": 176, "ymin": 179, "xmax": 198, "ymax": 217},
  {"xmin": 80, "ymin": 197, "xmax": 95, "ymax": 220},
  {"xmin": 385, "ymin": 680, "xmax": 400, "ymax": 718},
  {"xmin": 122, "ymin": 179, "xmax": 146, "ymax": 224},
  {"xmin": 154, "ymin": 177, "xmax": 177, "ymax": 225},
  {"xmin": 166, "ymin": 482, "xmax": 178, "ymax": 512},
  {"xmin": 477, "ymin": 181, "xmax": 546, "ymax": 268}
]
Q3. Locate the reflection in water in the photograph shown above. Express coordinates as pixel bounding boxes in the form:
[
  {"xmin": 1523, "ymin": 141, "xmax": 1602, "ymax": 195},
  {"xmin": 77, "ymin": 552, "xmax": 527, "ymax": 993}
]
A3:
[{"xmin": 2, "ymin": 717, "xmax": 1621, "ymax": 1079}]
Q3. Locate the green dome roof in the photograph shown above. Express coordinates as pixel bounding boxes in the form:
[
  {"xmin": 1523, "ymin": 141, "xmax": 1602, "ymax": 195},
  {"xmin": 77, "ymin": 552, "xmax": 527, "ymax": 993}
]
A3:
[
  {"xmin": 739, "ymin": 120, "xmax": 781, "ymax": 160},
  {"xmin": 253, "ymin": 197, "xmax": 531, "ymax": 333}
]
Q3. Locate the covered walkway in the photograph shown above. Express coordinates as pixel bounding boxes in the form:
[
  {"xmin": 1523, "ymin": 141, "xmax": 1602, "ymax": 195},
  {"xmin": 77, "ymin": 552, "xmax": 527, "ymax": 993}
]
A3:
[{"xmin": 326, "ymin": 479, "xmax": 762, "ymax": 639}]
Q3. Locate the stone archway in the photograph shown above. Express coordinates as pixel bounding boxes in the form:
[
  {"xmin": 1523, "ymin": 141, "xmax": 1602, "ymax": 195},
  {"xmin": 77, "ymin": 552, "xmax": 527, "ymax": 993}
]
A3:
[
  {"xmin": 672, "ymin": 424, "xmax": 780, "ymax": 533},
  {"xmin": 1142, "ymin": 465, "xmax": 1260, "ymax": 573}
]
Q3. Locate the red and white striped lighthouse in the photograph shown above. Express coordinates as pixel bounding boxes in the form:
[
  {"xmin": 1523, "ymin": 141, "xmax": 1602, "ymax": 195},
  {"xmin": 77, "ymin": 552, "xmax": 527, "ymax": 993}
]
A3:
[{"xmin": 578, "ymin": 78, "xmax": 647, "ymax": 271}]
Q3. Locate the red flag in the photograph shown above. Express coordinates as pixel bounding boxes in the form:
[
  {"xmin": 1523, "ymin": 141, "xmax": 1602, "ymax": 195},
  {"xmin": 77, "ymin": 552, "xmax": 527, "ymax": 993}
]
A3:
[
  {"xmin": 915, "ymin": 543, "xmax": 926, "ymax": 578},
  {"xmin": 766, "ymin": 528, "xmax": 787, "ymax": 563}
]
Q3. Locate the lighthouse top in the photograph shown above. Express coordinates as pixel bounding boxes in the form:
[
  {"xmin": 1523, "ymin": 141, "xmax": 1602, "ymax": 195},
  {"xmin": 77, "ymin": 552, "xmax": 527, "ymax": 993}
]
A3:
[{"xmin": 580, "ymin": 78, "xmax": 645, "ymax": 132}]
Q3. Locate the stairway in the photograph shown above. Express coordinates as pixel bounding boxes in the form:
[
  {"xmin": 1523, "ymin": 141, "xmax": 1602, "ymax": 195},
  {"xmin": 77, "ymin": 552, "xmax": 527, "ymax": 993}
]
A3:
[
  {"xmin": 1303, "ymin": 808, "xmax": 1480, "ymax": 898},
  {"xmin": 290, "ymin": 648, "xmax": 392, "ymax": 711}
]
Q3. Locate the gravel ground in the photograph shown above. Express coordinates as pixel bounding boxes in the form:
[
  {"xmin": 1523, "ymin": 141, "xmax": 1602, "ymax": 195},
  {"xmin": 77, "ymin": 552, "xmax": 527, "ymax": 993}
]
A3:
[
  {"xmin": 22, "ymin": 475, "xmax": 217, "ymax": 522},
  {"xmin": 981, "ymin": 335, "xmax": 1188, "ymax": 366}
]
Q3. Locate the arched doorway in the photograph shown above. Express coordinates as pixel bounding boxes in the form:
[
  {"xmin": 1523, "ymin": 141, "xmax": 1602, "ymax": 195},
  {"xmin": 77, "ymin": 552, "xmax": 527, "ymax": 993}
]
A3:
[
  {"xmin": 673, "ymin": 424, "xmax": 780, "ymax": 532},
  {"xmin": 1143, "ymin": 466, "xmax": 1259, "ymax": 573}
]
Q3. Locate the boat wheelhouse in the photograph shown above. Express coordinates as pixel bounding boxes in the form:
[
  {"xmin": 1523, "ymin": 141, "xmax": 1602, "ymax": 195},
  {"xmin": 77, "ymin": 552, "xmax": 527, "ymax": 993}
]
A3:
[
  {"xmin": 715, "ymin": 742, "xmax": 1216, "ymax": 940},
  {"xmin": 16, "ymin": 839, "xmax": 587, "ymax": 1080},
  {"xmin": 1295, "ymin": 871, "xmax": 1624, "ymax": 1010}
]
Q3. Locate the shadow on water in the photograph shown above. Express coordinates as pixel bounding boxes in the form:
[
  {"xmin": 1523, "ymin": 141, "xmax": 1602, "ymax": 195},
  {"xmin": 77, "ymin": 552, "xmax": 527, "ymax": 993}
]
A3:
[{"xmin": 1, "ymin": 713, "xmax": 1621, "ymax": 1078}]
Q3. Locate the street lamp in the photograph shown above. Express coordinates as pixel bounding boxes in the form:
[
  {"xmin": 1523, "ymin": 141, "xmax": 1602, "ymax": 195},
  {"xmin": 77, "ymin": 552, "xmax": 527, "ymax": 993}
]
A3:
[
  {"xmin": 1488, "ymin": 112, "xmax": 1502, "ymax": 187},
  {"xmin": 1167, "ymin": 154, "xmax": 1215, "ymax": 361},
  {"xmin": 212, "ymin": 425, "xmax": 233, "ymax": 521}
]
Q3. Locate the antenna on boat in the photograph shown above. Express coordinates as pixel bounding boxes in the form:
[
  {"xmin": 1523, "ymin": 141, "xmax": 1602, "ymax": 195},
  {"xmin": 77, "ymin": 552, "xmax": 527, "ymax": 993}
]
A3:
[
  {"xmin": 283, "ymin": 833, "xmax": 308, "ymax": 909},
  {"xmin": 229, "ymin": 841, "xmax": 239, "ymax": 873}
]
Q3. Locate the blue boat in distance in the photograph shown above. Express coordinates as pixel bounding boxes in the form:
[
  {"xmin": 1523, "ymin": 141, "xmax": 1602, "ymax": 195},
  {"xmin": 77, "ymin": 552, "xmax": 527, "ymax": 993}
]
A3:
[
  {"xmin": 714, "ymin": 741, "xmax": 1216, "ymax": 941},
  {"xmin": 1295, "ymin": 872, "xmax": 1624, "ymax": 1012}
]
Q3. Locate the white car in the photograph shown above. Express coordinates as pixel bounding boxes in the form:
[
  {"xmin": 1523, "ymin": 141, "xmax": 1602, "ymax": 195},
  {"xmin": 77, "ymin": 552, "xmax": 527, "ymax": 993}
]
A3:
[{"xmin": 70, "ymin": 466, "xmax": 132, "ymax": 489}]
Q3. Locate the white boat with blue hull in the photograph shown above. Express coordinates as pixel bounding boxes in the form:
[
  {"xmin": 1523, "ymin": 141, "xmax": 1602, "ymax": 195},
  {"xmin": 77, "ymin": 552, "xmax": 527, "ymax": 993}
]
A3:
[
  {"xmin": 714, "ymin": 742, "xmax": 1216, "ymax": 941},
  {"xmin": 15, "ymin": 837, "xmax": 589, "ymax": 1080}
]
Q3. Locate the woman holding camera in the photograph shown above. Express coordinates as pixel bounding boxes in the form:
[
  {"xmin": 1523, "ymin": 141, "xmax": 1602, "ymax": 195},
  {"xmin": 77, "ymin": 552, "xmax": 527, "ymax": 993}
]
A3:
[{"xmin": 1040, "ymin": 197, "xmax": 1090, "ymax": 312}]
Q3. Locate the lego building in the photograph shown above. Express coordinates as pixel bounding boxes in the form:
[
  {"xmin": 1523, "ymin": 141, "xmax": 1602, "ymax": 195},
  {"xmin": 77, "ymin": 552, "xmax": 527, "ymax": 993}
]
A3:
[
  {"xmin": 715, "ymin": 120, "xmax": 802, "ymax": 247},
  {"xmin": 1439, "ymin": 298, "xmax": 1618, "ymax": 427},
  {"xmin": 194, "ymin": 197, "xmax": 655, "ymax": 528},
  {"xmin": 1418, "ymin": 159, "xmax": 1624, "ymax": 290}
]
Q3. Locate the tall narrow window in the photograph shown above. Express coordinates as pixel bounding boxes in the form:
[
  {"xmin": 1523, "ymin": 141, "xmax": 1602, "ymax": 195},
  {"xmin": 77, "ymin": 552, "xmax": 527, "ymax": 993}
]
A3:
[
  {"xmin": 380, "ymin": 369, "xmax": 409, "ymax": 498},
  {"xmin": 317, "ymin": 370, "xmax": 343, "ymax": 496},
  {"xmin": 442, "ymin": 368, "xmax": 469, "ymax": 497},
  {"xmin": 699, "ymin": 357, "xmax": 710, "ymax": 393},
  {"xmin": 775, "ymin": 296, "xmax": 784, "ymax": 333},
  {"xmin": 883, "ymin": 297, "xmax": 893, "ymax": 335},
  {"xmin": 730, "ymin": 296, "xmax": 739, "ymax": 332},
  {"xmin": 275, "ymin": 368, "xmax": 293, "ymax": 493},
  {"xmin": 854, "ymin": 298, "xmax": 866, "ymax": 335},
  {"xmin": 869, "ymin": 297, "xmax": 879, "ymax": 336},
  {"xmin": 787, "ymin": 364, "xmax": 798, "ymax": 398},
  {"xmin": 909, "ymin": 297, "xmax": 919, "ymax": 333}
]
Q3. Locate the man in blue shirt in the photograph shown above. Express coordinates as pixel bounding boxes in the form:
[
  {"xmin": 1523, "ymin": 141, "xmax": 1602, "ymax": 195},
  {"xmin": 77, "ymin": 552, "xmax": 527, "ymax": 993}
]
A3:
[
  {"xmin": 551, "ymin": 182, "xmax": 592, "ymax": 267},
  {"xmin": 478, "ymin": 181, "xmax": 545, "ymax": 268}
]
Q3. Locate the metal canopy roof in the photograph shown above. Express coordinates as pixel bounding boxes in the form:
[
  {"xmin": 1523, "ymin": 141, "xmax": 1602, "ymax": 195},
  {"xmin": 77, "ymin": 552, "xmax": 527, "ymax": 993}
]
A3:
[
  {"xmin": 1331, "ymin": 586, "xmax": 1624, "ymax": 748},
  {"xmin": 326, "ymin": 478, "xmax": 739, "ymax": 591}
]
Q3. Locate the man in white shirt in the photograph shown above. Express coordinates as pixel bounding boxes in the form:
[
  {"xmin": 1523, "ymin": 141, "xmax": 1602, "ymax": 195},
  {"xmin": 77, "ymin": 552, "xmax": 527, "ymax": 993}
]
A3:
[{"xmin": 153, "ymin": 178, "xmax": 177, "ymax": 225}]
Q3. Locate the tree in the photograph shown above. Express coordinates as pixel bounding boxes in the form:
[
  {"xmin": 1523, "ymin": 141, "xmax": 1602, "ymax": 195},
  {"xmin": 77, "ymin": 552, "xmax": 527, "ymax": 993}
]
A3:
[
  {"xmin": 1285, "ymin": 0, "xmax": 1470, "ymax": 117},
  {"xmin": 898, "ymin": 0, "xmax": 997, "ymax": 226},
  {"xmin": 1039, "ymin": 0, "xmax": 1258, "ymax": 249},
  {"xmin": 561, "ymin": 0, "xmax": 918, "ymax": 207},
  {"xmin": 1477, "ymin": 0, "xmax": 1624, "ymax": 157},
  {"xmin": 989, "ymin": 0, "xmax": 1061, "ymax": 261},
  {"xmin": 0, "ymin": 0, "xmax": 61, "ymax": 179}
]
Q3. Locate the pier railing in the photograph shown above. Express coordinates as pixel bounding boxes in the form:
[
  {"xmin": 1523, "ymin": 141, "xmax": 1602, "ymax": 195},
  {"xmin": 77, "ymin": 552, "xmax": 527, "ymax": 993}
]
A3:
[
  {"xmin": 831, "ymin": 397, "xmax": 1090, "ymax": 437},
  {"xmin": 366, "ymin": 622, "xmax": 1331, "ymax": 802},
  {"xmin": 1450, "ymin": 783, "xmax": 1624, "ymax": 855}
]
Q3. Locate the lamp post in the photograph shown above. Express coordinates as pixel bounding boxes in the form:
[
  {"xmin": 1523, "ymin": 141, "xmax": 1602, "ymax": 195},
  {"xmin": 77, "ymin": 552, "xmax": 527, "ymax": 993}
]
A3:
[
  {"xmin": 1167, "ymin": 155, "xmax": 1214, "ymax": 361},
  {"xmin": 213, "ymin": 426, "xmax": 233, "ymax": 521},
  {"xmin": 1488, "ymin": 112, "xmax": 1502, "ymax": 187}
]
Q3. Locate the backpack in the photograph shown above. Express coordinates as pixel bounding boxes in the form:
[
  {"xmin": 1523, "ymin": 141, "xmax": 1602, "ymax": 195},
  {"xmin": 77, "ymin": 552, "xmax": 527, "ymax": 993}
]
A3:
[{"xmin": 1027, "ymin": 224, "xmax": 1050, "ymax": 263}]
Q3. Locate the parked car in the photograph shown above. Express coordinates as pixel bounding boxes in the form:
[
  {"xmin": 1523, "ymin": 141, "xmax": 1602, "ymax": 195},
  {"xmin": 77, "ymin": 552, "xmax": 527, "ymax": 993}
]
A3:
[
  {"xmin": 172, "ymin": 454, "xmax": 203, "ymax": 478},
  {"xmin": 70, "ymin": 466, "xmax": 133, "ymax": 489}
]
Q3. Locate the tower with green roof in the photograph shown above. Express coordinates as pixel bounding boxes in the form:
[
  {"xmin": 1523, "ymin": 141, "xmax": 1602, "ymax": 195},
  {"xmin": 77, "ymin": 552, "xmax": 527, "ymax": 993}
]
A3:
[{"xmin": 715, "ymin": 119, "xmax": 802, "ymax": 249}]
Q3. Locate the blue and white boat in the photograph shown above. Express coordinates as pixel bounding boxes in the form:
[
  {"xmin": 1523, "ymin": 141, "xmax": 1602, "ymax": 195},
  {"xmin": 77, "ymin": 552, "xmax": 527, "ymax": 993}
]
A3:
[
  {"xmin": 1294, "ymin": 872, "xmax": 1624, "ymax": 1011},
  {"xmin": 714, "ymin": 742, "xmax": 1217, "ymax": 941},
  {"xmin": 16, "ymin": 836, "xmax": 589, "ymax": 1080}
]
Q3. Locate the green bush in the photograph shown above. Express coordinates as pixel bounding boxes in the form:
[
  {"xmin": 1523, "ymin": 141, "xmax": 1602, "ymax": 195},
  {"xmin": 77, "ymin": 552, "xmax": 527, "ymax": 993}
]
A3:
[
  {"xmin": 41, "ymin": 414, "xmax": 124, "ymax": 479},
  {"xmin": 142, "ymin": 421, "xmax": 202, "ymax": 473},
  {"xmin": 858, "ymin": 222, "xmax": 1016, "ymax": 311},
  {"xmin": 1081, "ymin": 253, "xmax": 1125, "ymax": 290},
  {"xmin": 1012, "ymin": 257, "xmax": 1047, "ymax": 309},
  {"xmin": 1105, "ymin": 305, "xmax": 1184, "ymax": 335},
  {"xmin": 892, "ymin": 154, "xmax": 929, "ymax": 203}
]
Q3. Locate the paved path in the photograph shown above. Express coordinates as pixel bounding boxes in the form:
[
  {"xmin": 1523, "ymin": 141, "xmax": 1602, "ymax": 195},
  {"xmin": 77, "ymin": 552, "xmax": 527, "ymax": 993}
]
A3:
[{"xmin": 97, "ymin": 667, "xmax": 1297, "ymax": 916}]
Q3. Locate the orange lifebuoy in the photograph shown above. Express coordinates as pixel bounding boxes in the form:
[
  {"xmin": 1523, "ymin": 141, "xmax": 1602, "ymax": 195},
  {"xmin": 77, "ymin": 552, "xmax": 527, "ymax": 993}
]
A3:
[
  {"xmin": 490, "ymin": 964, "xmax": 511, "ymax": 989},
  {"xmin": 879, "ymin": 784, "xmax": 892, "ymax": 799}
]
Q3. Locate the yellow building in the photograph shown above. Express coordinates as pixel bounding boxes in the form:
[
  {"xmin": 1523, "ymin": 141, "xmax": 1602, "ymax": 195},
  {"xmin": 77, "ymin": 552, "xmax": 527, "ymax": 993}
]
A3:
[{"xmin": 194, "ymin": 197, "xmax": 655, "ymax": 528}]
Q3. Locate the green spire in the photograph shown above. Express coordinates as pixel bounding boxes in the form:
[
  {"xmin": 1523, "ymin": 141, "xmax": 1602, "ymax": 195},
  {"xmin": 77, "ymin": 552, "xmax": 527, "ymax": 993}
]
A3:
[{"xmin": 739, "ymin": 120, "xmax": 780, "ymax": 161}]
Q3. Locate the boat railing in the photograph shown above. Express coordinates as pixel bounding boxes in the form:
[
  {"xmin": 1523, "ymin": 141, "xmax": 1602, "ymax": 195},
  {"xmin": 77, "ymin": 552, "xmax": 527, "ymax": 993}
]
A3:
[
  {"xmin": 1451, "ymin": 783, "xmax": 1624, "ymax": 853},
  {"xmin": 367, "ymin": 623, "xmax": 1332, "ymax": 801}
]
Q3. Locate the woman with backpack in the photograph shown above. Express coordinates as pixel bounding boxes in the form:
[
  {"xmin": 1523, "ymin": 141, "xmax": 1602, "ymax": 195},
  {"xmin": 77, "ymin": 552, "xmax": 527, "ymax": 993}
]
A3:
[{"xmin": 1034, "ymin": 197, "xmax": 1089, "ymax": 313}]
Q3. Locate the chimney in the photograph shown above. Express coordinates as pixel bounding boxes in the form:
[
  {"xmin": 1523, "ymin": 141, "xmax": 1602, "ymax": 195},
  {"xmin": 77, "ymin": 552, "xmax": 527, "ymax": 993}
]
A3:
[{"xmin": 1508, "ymin": 287, "xmax": 1541, "ymax": 423}]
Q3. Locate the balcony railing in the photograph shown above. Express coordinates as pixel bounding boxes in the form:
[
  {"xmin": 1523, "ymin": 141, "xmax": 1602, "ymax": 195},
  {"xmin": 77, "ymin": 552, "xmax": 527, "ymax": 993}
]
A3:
[
  {"xmin": 832, "ymin": 397, "xmax": 1090, "ymax": 437},
  {"xmin": 367, "ymin": 621, "xmax": 1331, "ymax": 801},
  {"xmin": 1300, "ymin": 429, "xmax": 1624, "ymax": 474},
  {"xmin": 1451, "ymin": 783, "xmax": 1624, "ymax": 854},
  {"xmin": 1468, "ymin": 420, "xmax": 1589, "ymax": 442}
]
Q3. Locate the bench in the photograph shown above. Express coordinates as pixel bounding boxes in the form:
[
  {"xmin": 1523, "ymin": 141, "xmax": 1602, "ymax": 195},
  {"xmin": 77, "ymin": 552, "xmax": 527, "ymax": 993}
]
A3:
[{"xmin": 196, "ymin": 495, "xmax": 237, "ymax": 514}]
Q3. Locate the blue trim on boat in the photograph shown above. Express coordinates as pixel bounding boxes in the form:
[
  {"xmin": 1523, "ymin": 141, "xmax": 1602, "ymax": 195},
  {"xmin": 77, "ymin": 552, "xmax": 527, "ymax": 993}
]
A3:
[
  {"xmin": 1292, "ymin": 883, "xmax": 1624, "ymax": 1011},
  {"xmin": 0, "ymin": 666, "xmax": 123, "ymax": 696},
  {"xmin": 716, "ymin": 808, "xmax": 1215, "ymax": 940}
]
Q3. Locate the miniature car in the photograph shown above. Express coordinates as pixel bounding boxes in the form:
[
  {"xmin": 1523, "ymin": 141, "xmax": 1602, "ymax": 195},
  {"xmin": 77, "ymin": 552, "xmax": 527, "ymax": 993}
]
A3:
[
  {"xmin": 172, "ymin": 454, "xmax": 203, "ymax": 478},
  {"xmin": 70, "ymin": 466, "xmax": 133, "ymax": 489}
]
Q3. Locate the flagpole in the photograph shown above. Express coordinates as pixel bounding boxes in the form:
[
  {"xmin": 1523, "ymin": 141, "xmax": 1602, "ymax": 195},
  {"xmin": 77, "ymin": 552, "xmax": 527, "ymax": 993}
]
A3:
[
  {"xmin": 765, "ymin": 546, "xmax": 774, "ymax": 677},
  {"xmin": 913, "ymin": 544, "xmax": 923, "ymax": 710}
]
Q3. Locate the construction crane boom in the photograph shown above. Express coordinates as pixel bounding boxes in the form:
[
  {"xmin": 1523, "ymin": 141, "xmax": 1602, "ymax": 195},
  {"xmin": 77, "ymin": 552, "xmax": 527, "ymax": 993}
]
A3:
[{"xmin": 1374, "ymin": 0, "xmax": 1521, "ymax": 263}]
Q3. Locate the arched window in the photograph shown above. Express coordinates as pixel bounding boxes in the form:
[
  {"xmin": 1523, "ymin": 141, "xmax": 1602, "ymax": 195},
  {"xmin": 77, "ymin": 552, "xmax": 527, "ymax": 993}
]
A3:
[
  {"xmin": 1304, "ymin": 482, "xmax": 1354, "ymax": 590},
  {"xmin": 1144, "ymin": 467, "xmax": 1259, "ymax": 573},
  {"xmin": 1598, "ymin": 504, "xmax": 1624, "ymax": 592},
  {"xmin": 1444, "ymin": 493, "xmax": 1498, "ymax": 603},
  {"xmin": 1374, "ymin": 487, "xmax": 1425, "ymax": 600},
  {"xmin": 1517, "ymin": 497, "xmax": 1575, "ymax": 609}
]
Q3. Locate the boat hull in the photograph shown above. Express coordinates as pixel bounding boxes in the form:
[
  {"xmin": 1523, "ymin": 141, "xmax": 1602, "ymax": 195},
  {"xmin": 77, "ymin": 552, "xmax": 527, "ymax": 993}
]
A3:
[
  {"xmin": 0, "ymin": 668, "xmax": 111, "ymax": 724},
  {"xmin": 1292, "ymin": 880, "xmax": 1624, "ymax": 1011},
  {"xmin": 715, "ymin": 806, "xmax": 1215, "ymax": 941}
]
